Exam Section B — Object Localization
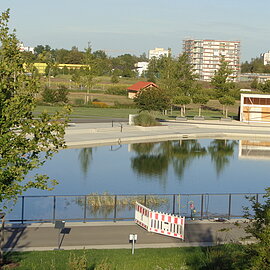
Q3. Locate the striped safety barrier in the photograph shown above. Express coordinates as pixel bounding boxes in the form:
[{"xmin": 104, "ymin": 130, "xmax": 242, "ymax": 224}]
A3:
[
  {"xmin": 135, "ymin": 202, "xmax": 185, "ymax": 240},
  {"xmin": 135, "ymin": 202, "xmax": 151, "ymax": 230}
]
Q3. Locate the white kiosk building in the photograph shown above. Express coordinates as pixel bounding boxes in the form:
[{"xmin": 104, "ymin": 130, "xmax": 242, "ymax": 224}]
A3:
[{"xmin": 240, "ymin": 93, "xmax": 270, "ymax": 123}]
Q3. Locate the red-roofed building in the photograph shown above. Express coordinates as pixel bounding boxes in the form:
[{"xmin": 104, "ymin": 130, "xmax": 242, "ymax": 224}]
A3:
[{"xmin": 127, "ymin": 81, "xmax": 158, "ymax": 99}]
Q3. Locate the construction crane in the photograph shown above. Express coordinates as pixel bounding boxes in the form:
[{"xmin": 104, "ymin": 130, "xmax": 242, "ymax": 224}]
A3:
[{"xmin": 101, "ymin": 49, "xmax": 137, "ymax": 54}]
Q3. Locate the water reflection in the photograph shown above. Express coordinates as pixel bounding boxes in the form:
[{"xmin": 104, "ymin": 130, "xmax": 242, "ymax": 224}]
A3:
[
  {"xmin": 208, "ymin": 140, "xmax": 237, "ymax": 175},
  {"xmin": 239, "ymin": 140, "xmax": 270, "ymax": 160},
  {"xmin": 78, "ymin": 148, "xmax": 93, "ymax": 176},
  {"xmin": 130, "ymin": 140, "xmax": 208, "ymax": 180},
  {"xmin": 171, "ymin": 140, "xmax": 207, "ymax": 179}
]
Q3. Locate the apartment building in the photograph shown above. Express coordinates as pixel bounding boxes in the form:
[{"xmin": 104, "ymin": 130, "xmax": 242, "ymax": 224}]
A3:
[
  {"xmin": 261, "ymin": 51, "xmax": 270, "ymax": 65},
  {"xmin": 148, "ymin": 48, "xmax": 169, "ymax": 59},
  {"xmin": 183, "ymin": 39, "xmax": 240, "ymax": 81}
]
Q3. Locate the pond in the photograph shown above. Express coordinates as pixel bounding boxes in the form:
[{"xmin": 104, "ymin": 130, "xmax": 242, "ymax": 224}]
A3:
[
  {"xmin": 6, "ymin": 138, "xmax": 270, "ymax": 222},
  {"xmin": 26, "ymin": 138, "xmax": 269, "ymax": 195}
]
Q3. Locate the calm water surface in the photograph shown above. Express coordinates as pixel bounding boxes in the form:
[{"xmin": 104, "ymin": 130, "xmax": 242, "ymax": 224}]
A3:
[{"xmin": 26, "ymin": 139, "xmax": 270, "ymax": 195}]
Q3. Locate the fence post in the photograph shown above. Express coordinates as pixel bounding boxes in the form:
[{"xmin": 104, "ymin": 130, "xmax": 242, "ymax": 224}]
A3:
[
  {"xmin": 144, "ymin": 195, "xmax": 147, "ymax": 207},
  {"xmin": 228, "ymin": 194, "xmax": 232, "ymax": 220},
  {"xmin": 53, "ymin": 196, "xmax": 56, "ymax": 223},
  {"xmin": 200, "ymin": 194, "xmax": 204, "ymax": 220},
  {"xmin": 256, "ymin": 193, "xmax": 259, "ymax": 204},
  {"xmin": 114, "ymin": 195, "xmax": 117, "ymax": 222},
  {"xmin": 84, "ymin": 195, "xmax": 87, "ymax": 223},
  {"xmin": 172, "ymin": 195, "xmax": 176, "ymax": 215},
  {"xmin": 21, "ymin": 196, "xmax": 25, "ymax": 224}
]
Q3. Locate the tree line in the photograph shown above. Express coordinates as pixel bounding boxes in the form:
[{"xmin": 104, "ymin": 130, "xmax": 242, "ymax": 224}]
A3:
[
  {"xmin": 135, "ymin": 54, "xmax": 236, "ymax": 118},
  {"xmin": 21, "ymin": 44, "xmax": 148, "ymax": 78}
]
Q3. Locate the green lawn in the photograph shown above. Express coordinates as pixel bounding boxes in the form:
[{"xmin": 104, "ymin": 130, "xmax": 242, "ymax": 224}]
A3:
[
  {"xmin": 4, "ymin": 245, "xmax": 246, "ymax": 270},
  {"xmin": 35, "ymin": 106, "xmax": 139, "ymax": 119},
  {"xmin": 34, "ymin": 105, "xmax": 237, "ymax": 120}
]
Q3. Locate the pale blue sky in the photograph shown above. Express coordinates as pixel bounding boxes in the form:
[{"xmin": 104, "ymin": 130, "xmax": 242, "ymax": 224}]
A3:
[{"xmin": 1, "ymin": 0, "xmax": 269, "ymax": 61}]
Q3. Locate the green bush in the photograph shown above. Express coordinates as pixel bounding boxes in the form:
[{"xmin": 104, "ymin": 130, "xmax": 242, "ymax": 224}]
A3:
[
  {"xmin": 113, "ymin": 101, "xmax": 136, "ymax": 109},
  {"xmin": 105, "ymin": 86, "xmax": 127, "ymax": 96},
  {"xmin": 42, "ymin": 85, "xmax": 69, "ymax": 104},
  {"xmin": 42, "ymin": 86, "xmax": 56, "ymax": 103},
  {"xmin": 74, "ymin": 99, "xmax": 84, "ymax": 106},
  {"xmin": 134, "ymin": 113, "xmax": 160, "ymax": 127}
]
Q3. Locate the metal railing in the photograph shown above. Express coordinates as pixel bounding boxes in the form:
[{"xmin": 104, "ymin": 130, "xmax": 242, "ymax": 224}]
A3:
[{"xmin": 4, "ymin": 192, "xmax": 266, "ymax": 224}]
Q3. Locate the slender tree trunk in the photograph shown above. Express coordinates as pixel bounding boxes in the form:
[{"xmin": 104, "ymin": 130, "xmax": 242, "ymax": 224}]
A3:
[
  {"xmin": 222, "ymin": 105, "xmax": 225, "ymax": 115},
  {"xmin": 180, "ymin": 107, "xmax": 184, "ymax": 117},
  {"xmin": 170, "ymin": 105, "xmax": 173, "ymax": 115},
  {"xmin": 183, "ymin": 105, "xmax": 186, "ymax": 115},
  {"xmin": 199, "ymin": 106, "xmax": 201, "ymax": 117},
  {"xmin": 225, "ymin": 107, "xmax": 228, "ymax": 118},
  {"xmin": 0, "ymin": 215, "xmax": 5, "ymax": 266}
]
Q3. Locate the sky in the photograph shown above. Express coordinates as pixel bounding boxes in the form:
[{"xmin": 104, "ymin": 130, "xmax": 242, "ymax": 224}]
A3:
[{"xmin": 1, "ymin": 0, "xmax": 270, "ymax": 62}]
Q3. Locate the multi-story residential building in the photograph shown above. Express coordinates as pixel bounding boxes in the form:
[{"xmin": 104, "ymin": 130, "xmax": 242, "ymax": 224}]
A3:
[
  {"xmin": 261, "ymin": 51, "xmax": 270, "ymax": 65},
  {"xmin": 148, "ymin": 48, "xmax": 169, "ymax": 59},
  {"xmin": 183, "ymin": 39, "xmax": 240, "ymax": 81}
]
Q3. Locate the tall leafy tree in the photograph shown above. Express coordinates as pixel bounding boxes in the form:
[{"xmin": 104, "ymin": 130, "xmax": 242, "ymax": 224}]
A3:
[
  {"xmin": 176, "ymin": 53, "xmax": 198, "ymax": 97},
  {"xmin": 146, "ymin": 57, "xmax": 159, "ymax": 83},
  {"xmin": 211, "ymin": 56, "xmax": 235, "ymax": 98},
  {"xmin": 158, "ymin": 54, "xmax": 179, "ymax": 103},
  {"xmin": 81, "ymin": 47, "xmax": 98, "ymax": 103},
  {"xmin": 242, "ymin": 187, "xmax": 270, "ymax": 269},
  {"xmin": 0, "ymin": 10, "xmax": 70, "ymax": 211}
]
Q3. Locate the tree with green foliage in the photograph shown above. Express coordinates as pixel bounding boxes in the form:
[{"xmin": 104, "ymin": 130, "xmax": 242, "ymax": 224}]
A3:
[
  {"xmin": 192, "ymin": 93, "xmax": 209, "ymax": 117},
  {"xmin": 81, "ymin": 47, "xmax": 98, "ymax": 103},
  {"xmin": 176, "ymin": 53, "xmax": 198, "ymax": 97},
  {"xmin": 242, "ymin": 187, "xmax": 270, "ymax": 270},
  {"xmin": 219, "ymin": 95, "xmax": 235, "ymax": 118},
  {"xmin": 251, "ymin": 78, "xmax": 258, "ymax": 90},
  {"xmin": 174, "ymin": 95, "xmax": 191, "ymax": 117},
  {"xmin": 258, "ymin": 80, "xmax": 270, "ymax": 93},
  {"xmin": 241, "ymin": 57, "xmax": 270, "ymax": 74},
  {"xmin": 133, "ymin": 87, "xmax": 170, "ymax": 113},
  {"xmin": 111, "ymin": 74, "xmax": 119, "ymax": 84},
  {"xmin": 211, "ymin": 56, "xmax": 235, "ymax": 98},
  {"xmin": 0, "ymin": 9, "xmax": 70, "ymax": 212},
  {"xmin": 146, "ymin": 57, "xmax": 159, "ymax": 83}
]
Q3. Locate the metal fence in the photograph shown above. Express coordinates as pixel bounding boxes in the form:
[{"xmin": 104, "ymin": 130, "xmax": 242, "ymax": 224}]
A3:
[{"xmin": 4, "ymin": 193, "xmax": 266, "ymax": 223}]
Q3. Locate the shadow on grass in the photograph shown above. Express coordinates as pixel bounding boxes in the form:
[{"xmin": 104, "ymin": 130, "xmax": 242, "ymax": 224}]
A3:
[{"xmin": 2, "ymin": 225, "xmax": 30, "ymax": 268}]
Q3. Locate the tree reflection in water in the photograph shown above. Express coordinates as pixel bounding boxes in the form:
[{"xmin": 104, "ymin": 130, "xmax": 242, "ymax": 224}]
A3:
[
  {"xmin": 208, "ymin": 140, "xmax": 238, "ymax": 176},
  {"xmin": 78, "ymin": 148, "xmax": 93, "ymax": 176},
  {"xmin": 131, "ymin": 139, "xmax": 238, "ymax": 180},
  {"xmin": 171, "ymin": 140, "xmax": 207, "ymax": 179}
]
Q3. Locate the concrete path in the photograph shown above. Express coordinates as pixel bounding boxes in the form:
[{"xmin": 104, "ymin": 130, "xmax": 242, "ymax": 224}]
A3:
[
  {"xmin": 3, "ymin": 220, "xmax": 248, "ymax": 251},
  {"xmin": 65, "ymin": 119, "xmax": 270, "ymax": 148}
]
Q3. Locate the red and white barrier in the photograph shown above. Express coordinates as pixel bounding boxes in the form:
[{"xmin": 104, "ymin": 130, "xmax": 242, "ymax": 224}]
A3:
[
  {"xmin": 135, "ymin": 202, "xmax": 185, "ymax": 240},
  {"xmin": 135, "ymin": 202, "xmax": 151, "ymax": 230}
]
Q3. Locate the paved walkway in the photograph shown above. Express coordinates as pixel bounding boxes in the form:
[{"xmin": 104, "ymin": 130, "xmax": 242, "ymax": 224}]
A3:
[
  {"xmin": 3, "ymin": 220, "xmax": 248, "ymax": 251},
  {"xmin": 65, "ymin": 119, "xmax": 270, "ymax": 148}
]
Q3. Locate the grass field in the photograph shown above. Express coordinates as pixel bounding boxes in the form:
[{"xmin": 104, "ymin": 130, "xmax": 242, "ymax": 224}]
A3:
[
  {"xmin": 41, "ymin": 75, "xmax": 144, "ymax": 91},
  {"xmin": 4, "ymin": 245, "xmax": 246, "ymax": 270},
  {"xmin": 35, "ymin": 99, "xmax": 239, "ymax": 120}
]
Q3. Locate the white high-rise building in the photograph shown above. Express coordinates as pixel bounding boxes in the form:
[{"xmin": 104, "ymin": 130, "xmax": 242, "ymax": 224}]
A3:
[
  {"xmin": 148, "ymin": 48, "xmax": 169, "ymax": 59},
  {"xmin": 261, "ymin": 51, "xmax": 270, "ymax": 65},
  {"xmin": 183, "ymin": 39, "xmax": 240, "ymax": 81}
]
